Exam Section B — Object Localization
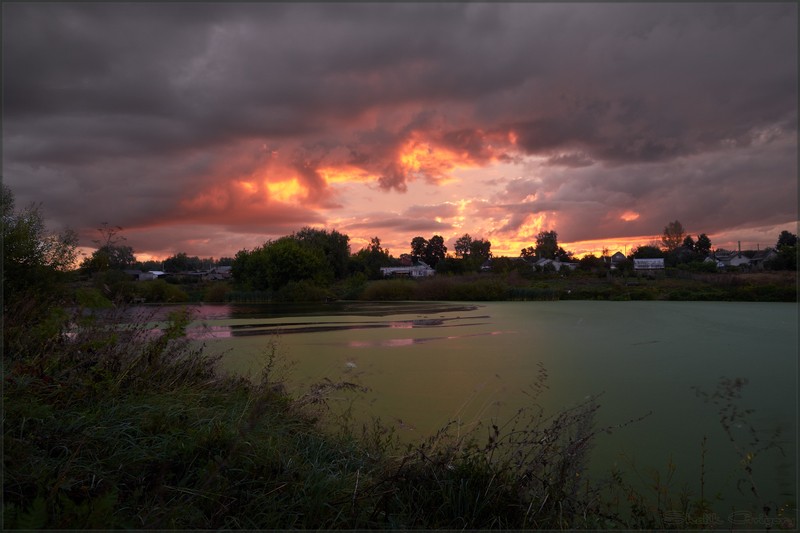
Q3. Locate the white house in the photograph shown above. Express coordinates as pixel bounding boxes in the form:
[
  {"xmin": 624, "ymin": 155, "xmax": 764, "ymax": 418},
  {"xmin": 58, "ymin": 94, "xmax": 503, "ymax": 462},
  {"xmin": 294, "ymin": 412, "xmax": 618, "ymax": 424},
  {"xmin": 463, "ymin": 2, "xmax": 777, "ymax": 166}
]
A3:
[
  {"xmin": 533, "ymin": 258, "xmax": 578, "ymax": 272},
  {"xmin": 633, "ymin": 258, "xmax": 665, "ymax": 270},
  {"xmin": 380, "ymin": 261, "xmax": 435, "ymax": 278}
]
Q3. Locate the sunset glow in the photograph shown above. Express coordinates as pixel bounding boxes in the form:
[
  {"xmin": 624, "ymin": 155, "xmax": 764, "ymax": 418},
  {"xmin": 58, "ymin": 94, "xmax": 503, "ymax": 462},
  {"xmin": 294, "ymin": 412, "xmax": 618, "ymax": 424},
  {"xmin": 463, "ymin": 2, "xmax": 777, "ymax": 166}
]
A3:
[{"xmin": 3, "ymin": 3, "xmax": 796, "ymax": 261}]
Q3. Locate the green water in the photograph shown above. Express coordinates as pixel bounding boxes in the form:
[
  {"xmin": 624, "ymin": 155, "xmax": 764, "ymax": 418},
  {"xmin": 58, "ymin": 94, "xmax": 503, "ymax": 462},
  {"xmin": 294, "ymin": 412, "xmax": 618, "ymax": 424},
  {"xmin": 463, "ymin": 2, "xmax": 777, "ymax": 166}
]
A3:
[{"xmin": 188, "ymin": 300, "xmax": 796, "ymax": 518}]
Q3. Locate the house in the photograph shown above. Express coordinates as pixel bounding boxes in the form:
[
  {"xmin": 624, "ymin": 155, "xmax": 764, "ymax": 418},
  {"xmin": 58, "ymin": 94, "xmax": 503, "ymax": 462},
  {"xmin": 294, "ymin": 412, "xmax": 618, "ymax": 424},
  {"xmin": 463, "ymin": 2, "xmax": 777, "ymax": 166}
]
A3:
[
  {"xmin": 633, "ymin": 258, "xmax": 665, "ymax": 271},
  {"xmin": 380, "ymin": 260, "xmax": 435, "ymax": 278},
  {"xmin": 608, "ymin": 251, "xmax": 627, "ymax": 269},
  {"xmin": 123, "ymin": 269, "xmax": 164, "ymax": 281},
  {"xmin": 712, "ymin": 249, "xmax": 751, "ymax": 269},
  {"xmin": 533, "ymin": 258, "xmax": 578, "ymax": 272},
  {"xmin": 204, "ymin": 266, "xmax": 233, "ymax": 281},
  {"xmin": 748, "ymin": 249, "xmax": 778, "ymax": 270}
]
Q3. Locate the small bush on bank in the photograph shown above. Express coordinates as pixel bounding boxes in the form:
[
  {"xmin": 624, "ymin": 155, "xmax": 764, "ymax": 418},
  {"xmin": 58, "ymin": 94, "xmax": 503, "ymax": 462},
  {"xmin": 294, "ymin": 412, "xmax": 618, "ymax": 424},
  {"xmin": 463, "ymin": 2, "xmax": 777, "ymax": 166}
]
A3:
[{"xmin": 359, "ymin": 279, "xmax": 416, "ymax": 300}]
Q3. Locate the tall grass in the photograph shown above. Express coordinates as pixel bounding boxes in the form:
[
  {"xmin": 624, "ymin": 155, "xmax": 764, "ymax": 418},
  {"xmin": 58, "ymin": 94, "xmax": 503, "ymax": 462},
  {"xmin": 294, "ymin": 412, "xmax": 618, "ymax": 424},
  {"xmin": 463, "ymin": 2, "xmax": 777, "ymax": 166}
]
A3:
[{"xmin": 4, "ymin": 301, "xmax": 796, "ymax": 528}]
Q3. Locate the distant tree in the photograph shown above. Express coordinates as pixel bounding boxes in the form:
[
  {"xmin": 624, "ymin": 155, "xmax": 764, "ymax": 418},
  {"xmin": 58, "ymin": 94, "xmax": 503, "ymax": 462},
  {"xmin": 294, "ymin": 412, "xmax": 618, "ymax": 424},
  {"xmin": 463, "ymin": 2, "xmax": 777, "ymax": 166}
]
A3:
[
  {"xmin": 776, "ymin": 230, "xmax": 797, "ymax": 248},
  {"xmin": 425, "ymin": 235, "xmax": 447, "ymax": 267},
  {"xmin": 164, "ymin": 252, "xmax": 194, "ymax": 272},
  {"xmin": 135, "ymin": 259, "xmax": 163, "ymax": 271},
  {"xmin": 631, "ymin": 245, "xmax": 664, "ymax": 259},
  {"xmin": 263, "ymin": 238, "xmax": 329, "ymax": 289},
  {"xmin": 217, "ymin": 257, "xmax": 234, "ymax": 266},
  {"xmin": 2, "ymin": 184, "xmax": 78, "ymax": 297},
  {"xmin": 682, "ymin": 235, "xmax": 695, "ymax": 251},
  {"xmin": 469, "ymin": 238, "xmax": 492, "ymax": 262},
  {"xmin": 454, "ymin": 234, "xmax": 473, "ymax": 258},
  {"xmin": 661, "ymin": 220, "xmax": 686, "ymax": 251},
  {"xmin": 578, "ymin": 254, "xmax": 605, "ymax": 272},
  {"xmin": 410, "ymin": 236, "xmax": 428, "ymax": 260},
  {"xmin": 520, "ymin": 246, "xmax": 536, "ymax": 258},
  {"xmin": 293, "ymin": 227, "xmax": 350, "ymax": 280},
  {"xmin": 354, "ymin": 237, "xmax": 392, "ymax": 279},
  {"xmin": 534, "ymin": 230, "xmax": 559, "ymax": 259},
  {"xmin": 695, "ymin": 234, "xmax": 712, "ymax": 256},
  {"xmin": 80, "ymin": 224, "xmax": 136, "ymax": 273}
]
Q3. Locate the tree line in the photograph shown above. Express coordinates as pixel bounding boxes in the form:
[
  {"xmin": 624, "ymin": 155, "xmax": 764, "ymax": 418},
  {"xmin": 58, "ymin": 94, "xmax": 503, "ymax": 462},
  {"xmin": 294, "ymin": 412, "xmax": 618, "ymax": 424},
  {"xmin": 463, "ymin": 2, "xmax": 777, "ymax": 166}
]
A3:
[{"xmin": 3, "ymin": 183, "xmax": 796, "ymax": 307}]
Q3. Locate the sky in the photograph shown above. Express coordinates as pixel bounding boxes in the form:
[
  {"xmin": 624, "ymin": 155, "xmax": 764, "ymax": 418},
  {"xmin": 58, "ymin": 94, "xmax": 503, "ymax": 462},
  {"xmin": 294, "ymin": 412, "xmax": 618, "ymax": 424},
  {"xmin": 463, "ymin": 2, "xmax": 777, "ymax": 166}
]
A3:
[{"xmin": 3, "ymin": 2, "xmax": 797, "ymax": 262}]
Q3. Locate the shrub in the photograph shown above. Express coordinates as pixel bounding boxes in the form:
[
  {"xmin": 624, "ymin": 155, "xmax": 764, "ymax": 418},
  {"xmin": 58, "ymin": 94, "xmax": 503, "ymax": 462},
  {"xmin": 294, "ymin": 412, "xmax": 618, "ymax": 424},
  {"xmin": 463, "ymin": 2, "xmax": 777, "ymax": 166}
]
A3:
[
  {"xmin": 203, "ymin": 282, "xmax": 231, "ymax": 303},
  {"xmin": 359, "ymin": 279, "xmax": 416, "ymax": 300}
]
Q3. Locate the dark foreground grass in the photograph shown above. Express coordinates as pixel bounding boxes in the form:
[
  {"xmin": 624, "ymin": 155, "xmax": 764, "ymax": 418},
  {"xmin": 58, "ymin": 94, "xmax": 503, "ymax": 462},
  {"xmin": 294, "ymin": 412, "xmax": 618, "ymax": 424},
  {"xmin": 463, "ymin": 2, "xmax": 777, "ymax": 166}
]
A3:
[{"xmin": 4, "ymin": 304, "xmax": 796, "ymax": 529}]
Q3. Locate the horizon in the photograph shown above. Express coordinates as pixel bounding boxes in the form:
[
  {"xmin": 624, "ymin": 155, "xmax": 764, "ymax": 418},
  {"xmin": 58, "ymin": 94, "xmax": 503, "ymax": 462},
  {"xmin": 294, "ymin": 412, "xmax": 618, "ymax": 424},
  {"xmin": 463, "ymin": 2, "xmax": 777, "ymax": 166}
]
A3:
[{"xmin": 3, "ymin": 3, "xmax": 797, "ymax": 262}]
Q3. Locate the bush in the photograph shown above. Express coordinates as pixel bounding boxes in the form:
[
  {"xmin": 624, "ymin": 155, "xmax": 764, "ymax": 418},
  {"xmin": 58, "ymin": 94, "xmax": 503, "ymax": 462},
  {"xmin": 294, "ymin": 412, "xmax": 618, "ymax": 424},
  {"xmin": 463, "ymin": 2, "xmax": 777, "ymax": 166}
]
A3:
[
  {"xmin": 137, "ymin": 279, "xmax": 189, "ymax": 303},
  {"xmin": 272, "ymin": 280, "xmax": 332, "ymax": 302},
  {"xmin": 203, "ymin": 282, "xmax": 231, "ymax": 303},
  {"xmin": 359, "ymin": 279, "xmax": 416, "ymax": 300}
]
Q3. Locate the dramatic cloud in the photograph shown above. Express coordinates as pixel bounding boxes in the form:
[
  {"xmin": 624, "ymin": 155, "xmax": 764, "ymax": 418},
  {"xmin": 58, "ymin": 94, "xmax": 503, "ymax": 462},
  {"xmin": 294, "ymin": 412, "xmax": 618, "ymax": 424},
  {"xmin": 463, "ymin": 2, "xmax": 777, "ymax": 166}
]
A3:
[{"xmin": 3, "ymin": 3, "xmax": 796, "ymax": 259}]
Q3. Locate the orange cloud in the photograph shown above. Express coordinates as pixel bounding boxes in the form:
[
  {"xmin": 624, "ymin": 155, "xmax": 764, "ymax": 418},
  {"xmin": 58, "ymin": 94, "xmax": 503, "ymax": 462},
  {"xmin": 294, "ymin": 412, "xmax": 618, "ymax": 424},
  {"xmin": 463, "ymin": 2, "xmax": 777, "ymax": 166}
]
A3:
[{"xmin": 620, "ymin": 210, "xmax": 640, "ymax": 222}]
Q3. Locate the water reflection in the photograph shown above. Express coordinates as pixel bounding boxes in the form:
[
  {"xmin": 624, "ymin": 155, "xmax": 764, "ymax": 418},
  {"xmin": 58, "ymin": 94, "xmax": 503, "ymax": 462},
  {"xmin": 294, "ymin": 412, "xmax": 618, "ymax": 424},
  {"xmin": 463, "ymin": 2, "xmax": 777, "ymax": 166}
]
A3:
[
  {"xmin": 348, "ymin": 330, "xmax": 509, "ymax": 348},
  {"xmin": 189, "ymin": 314, "xmax": 492, "ymax": 339}
]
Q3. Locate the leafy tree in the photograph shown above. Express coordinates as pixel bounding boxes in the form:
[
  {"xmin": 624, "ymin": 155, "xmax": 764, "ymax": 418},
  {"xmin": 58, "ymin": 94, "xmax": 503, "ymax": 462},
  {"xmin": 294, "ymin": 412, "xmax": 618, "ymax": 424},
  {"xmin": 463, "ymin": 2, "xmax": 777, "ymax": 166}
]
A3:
[
  {"xmin": 682, "ymin": 235, "xmax": 695, "ymax": 251},
  {"xmin": 293, "ymin": 227, "xmax": 350, "ymax": 280},
  {"xmin": 410, "ymin": 236, "xmax": 428, "ymax": 260},
  {"xmin": 776, "ymin": 230, "xmax": 797, "ymax": 248},
  {"xmin": 520, "ymin": 246, "xmax": 536, "ymax": 258},
  {"xmin": 454, "ymin": 234, "xmax": 473, "ymax": 258},
  {"xmin": 631, "ymin": 245, "xmax": 664, "ymax": 259},
  {"xmin": 469, "ymin": 238, "xmax": 492, "ymax": 261},
  {"xmin": 661, "ymin": 220, "xmax": 686, "ymax": 251},
  {"xmin": 2, "ymin": 185, "xmax": 78, "ymax": 355},
  {"xmin": 264, "ymin": 238, "xmax": 329, "ymax": 289},
  {"xmin": 353, "ymin": 237, "xmax": 392, "ymax": 279},
  {"xmin": 2, "ymin": 184, "xmax": 78, "ymax": 297},
  {"xmin": 80, "ymin": 223, "xmax": 136, "ymax": 272},
  {"xmin": 534, "ymin": 231, "xmax": 559, "ymax": 260},
  {"xmin": 767, "ymin": 230, "xmax": 798, "ymax": 271},
  {"xmin": 695, "ymin": 234, "xmax": 712, "ymax": 256},
  {"xmin": 164, "ymin": 252, "xmax": 200, "ymax": 272},
  {"xmin": 425, "ymin": 235, "xmax": 447, "ymax": 267},
  {"xmin": 578, "ymin": 254, "xmax": 605, "ymax": 272}
]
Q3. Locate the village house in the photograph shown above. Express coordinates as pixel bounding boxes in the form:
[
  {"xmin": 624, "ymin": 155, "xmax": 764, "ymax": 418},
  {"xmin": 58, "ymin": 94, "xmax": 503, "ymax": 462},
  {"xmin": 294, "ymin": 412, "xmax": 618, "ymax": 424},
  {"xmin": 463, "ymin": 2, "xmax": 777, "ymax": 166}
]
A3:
[
  {"xmin": 633, "ymin": 258, "xmax": 665, "ymax": 271},
  {"xmin": 533, "ymin": 258, "xmax": 578, "ymax": 272},
  {"xmin": 709, "ymin": 249, "xmax": 751, "ymax": 269},
  {"xmin": 204, "ymin": 266, "xmax": 233, "ymax": 281},
  {"xmin": 380, "ymin": 260, "xmax": 435, "ymax": 278}
]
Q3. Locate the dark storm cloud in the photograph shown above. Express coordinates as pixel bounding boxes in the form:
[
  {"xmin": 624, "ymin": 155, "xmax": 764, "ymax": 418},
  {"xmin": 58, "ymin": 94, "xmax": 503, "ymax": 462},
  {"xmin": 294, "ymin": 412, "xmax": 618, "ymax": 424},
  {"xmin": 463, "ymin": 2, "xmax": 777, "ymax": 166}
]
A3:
[{"xmin": 2, "ymin": 2, "xmax": 796, "ymax": 254}]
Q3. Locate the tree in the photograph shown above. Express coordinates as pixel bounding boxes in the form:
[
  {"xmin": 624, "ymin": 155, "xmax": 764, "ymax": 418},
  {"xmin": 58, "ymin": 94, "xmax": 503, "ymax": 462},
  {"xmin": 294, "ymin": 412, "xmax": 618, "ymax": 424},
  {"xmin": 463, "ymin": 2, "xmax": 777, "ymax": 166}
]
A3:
[
  {"xmin": 661, "ymin": 220, "xmax": 686, "ymax": 251},
  {"xmin": 410, "ymin": 236, "xmax": 428, "ymax": 260},
  {"xmin": 695, "ymin": 234, "xmax": 712, "ymax": 256},
  {"xmin": 682, "ymin": 235, "xmax": 695, "ymax": 251},
  {"xmin": 425, "ymin": 235, "xmax": 447, "ymax": 267},
  {"xmin": 534, "ymin": 230, "xmax": 559, "ymax": 260},
  {"xmin": 631, "ymin": 245, "xmax": 664, "ymax": 259},
  {"xmin": 776, "ymin": 230, "xmax": 797, "ymax": 248},
  {"xmin": 520, "ymin": 246, "xmax": 536, "ymax": 258},
  {"xmin": 293, "ymin": 227, "xmax": 350, "ymax": 280},
  {"xmin": 353, "ymin": 237, "xmax": 392, "ymax": 279},
  {"xmin": 469, "ymin": 238, "xmax": 492, "ymax": 262},
  {"xmin": 454, "ymin": 234, "xmax": 473, "ymax": 258},
  {"xmin": 80, "ymin": 223, "xmax": 136, "ymax": 272},
  {"xmin": 2, "ymin": 184, "xmax": 78, "ymax": 296}
]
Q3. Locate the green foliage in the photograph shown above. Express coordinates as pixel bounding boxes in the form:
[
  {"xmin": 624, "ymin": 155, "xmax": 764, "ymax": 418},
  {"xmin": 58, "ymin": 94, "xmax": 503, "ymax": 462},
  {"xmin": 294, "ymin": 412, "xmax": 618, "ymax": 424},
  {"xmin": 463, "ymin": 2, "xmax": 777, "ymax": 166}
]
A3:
[
  {"xmin": 2, "ymin": 184, "xmax": 78, "ymax": 297},
  {"xmin": 534, "ymin": 230, "xmax": 559, "ymax": 259},
  {"xmin": 203, "ymin": 282, "xmax": 231, "ymax": 303},
  {"xmin": 138, "ymin": 279, "xmax": 190, "ymax": 303},
  {"xmin": 359, "ymin": 279, "xmax": 416, "ymax": 300},
  {"xmin": 661, "ymin": 220, "xmax": 686, "ymax": 251}
]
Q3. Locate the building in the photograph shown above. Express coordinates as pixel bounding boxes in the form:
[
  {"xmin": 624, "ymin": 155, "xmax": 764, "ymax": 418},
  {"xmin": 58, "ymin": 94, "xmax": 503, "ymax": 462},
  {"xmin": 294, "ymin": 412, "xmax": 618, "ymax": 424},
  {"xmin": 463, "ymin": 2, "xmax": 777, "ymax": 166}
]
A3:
[
  {"xmin": 380, "ymin": 260, "xmax": 435, "ymax": 278},
  {"xmin": 633, "ymin": 258, "xmax": 665, "ymax": 271}
]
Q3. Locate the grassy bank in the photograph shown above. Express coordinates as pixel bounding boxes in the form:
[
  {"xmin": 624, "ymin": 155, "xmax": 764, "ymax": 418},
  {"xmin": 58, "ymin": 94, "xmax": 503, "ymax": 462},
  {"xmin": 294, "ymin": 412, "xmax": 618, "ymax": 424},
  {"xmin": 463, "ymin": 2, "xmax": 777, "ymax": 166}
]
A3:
[
  {"xmin": 4, "ymin": 303, "xmax": 796, "ymax": 529},
  {"xmin": 355, "ymin": 270, "xmax": 798, "ymax": 303}
]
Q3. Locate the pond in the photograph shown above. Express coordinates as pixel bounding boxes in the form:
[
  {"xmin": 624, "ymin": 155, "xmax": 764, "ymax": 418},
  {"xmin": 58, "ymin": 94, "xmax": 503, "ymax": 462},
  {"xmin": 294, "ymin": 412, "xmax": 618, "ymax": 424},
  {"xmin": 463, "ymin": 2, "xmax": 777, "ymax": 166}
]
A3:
[{"xmin": 154, "ymin": 300, "xmax": 797, "ymax": 518}]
